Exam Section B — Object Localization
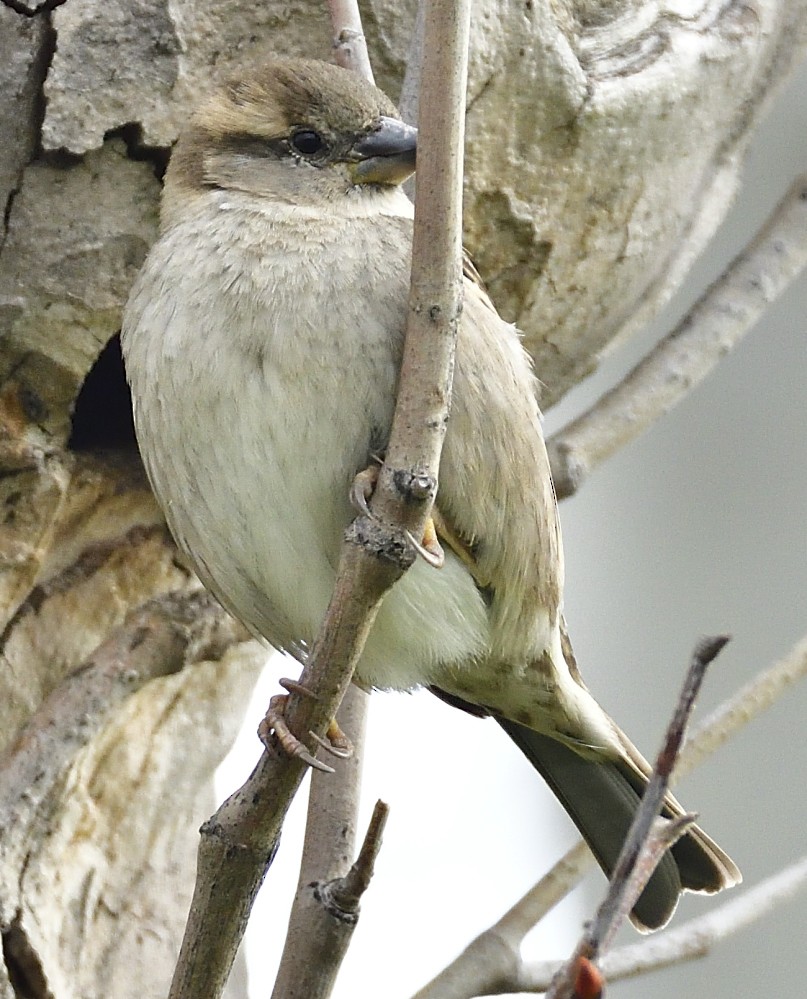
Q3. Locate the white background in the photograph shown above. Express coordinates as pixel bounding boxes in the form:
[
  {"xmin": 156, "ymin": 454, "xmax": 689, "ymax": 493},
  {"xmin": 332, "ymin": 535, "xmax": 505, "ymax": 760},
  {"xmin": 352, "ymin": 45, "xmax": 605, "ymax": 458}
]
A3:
[{"xmin": 216, "ymin": 60, "xmax": 807, "ymax": 999}]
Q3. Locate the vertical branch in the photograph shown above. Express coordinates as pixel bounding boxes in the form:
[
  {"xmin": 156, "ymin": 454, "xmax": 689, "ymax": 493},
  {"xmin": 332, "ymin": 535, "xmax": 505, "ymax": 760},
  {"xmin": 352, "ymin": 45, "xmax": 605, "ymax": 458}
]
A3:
[
  {"xmin": 168, "ymin": 3, "xmax": 474, "ymax": 997},
  {"xmin": 272, "ymin": 1, "xmax": 474, "ymax": 994},
  {"xmin": 271, "ymin": 685, "xmax": 368, "ymax": 998},
  {"xmin": 271, "ymin": 4, "xmax": 376, "ymax": 992},
  {"xmin": 327, "ymin": 0, "xmax": 375, "ymax": 83},
  {"xmin": 373, "ymin": 0, "xmax": 472, "ymax": 529}
]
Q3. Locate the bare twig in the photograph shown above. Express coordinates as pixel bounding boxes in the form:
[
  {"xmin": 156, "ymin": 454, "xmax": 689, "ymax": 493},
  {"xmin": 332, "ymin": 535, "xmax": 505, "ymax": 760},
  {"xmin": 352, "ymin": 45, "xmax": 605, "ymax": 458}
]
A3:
[
  {"xmin": 167, "ymin": 3, "xmax": 473, "ymax": 996},
  {"xmin": 591, "ymin": 637, "xmax": 728, "ymax": 950},
  {"xmin": 545, "ymin": 636, "xmax": 728, "ymax": 999},
  {"xmin": 678, "ymin": 633, "xmax": 807, "ymax": 780},
  {"xmin": 415, "ymin": 854, "xmax": 807, "ymax": 998},
  {"xmin": 519, "ymin": 855, "xmax": 807, "ymax": 992},
  {"xmin": 270, "ymin": 798, "xmax": 390, "ymax": 999},
  {"xmin": 411, "ymin": 632, "xmax": 807, "ymax": 999},
  {"xmin": 329, "ymin": 798, "xmax": 389, "ymax": 908},
  {"xmin": 411, "ymin": 842, "xmax": 593, "ymax": 999},
  {"xmin": 548, "ymin": 177, "xmax": 807, "ymax": 499}
]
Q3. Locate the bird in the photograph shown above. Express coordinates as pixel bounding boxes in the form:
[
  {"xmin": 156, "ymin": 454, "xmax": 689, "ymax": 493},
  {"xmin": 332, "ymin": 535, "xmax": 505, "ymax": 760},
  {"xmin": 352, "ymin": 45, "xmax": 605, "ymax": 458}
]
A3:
[{"xmin": 121, "ymin": 56, "xmax": 741, "ymax": 930}]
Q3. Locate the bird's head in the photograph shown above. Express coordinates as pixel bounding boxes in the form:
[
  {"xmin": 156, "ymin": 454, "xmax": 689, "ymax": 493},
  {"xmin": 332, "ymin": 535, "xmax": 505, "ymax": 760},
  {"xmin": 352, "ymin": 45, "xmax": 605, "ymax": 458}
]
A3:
[{"xmin": 164, "ymin": 58, "xmax": 417, "ymax": 220}]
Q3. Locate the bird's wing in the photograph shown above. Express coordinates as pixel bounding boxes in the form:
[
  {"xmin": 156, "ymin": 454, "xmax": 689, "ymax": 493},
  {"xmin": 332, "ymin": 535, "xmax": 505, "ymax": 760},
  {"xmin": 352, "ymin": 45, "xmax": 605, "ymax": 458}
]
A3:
[{"xmin": 435, "ymin": 264, "xmax": 563, "ymax": 664}]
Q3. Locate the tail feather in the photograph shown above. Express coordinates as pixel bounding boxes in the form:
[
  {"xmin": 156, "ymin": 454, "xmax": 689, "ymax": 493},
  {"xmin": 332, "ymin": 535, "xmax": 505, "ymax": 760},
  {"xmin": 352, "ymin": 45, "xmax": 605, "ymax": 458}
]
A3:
[{"xmin": 498, "ymin": 719, "xmax": 740, "ymax": 931}]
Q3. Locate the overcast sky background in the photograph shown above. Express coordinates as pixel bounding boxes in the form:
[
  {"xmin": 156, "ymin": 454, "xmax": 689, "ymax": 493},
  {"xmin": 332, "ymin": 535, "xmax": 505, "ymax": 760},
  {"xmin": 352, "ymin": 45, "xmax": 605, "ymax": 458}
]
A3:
[{"xmin": 216, "ymin": 58, "xmax": 807, "ymax": 999}]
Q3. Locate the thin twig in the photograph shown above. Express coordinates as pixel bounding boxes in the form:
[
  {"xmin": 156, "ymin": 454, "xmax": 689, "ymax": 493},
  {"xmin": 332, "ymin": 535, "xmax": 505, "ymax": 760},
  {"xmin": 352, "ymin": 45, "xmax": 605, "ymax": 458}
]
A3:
[
  {"xmin": 411, "ymin": 632, "xmax": 807, "ymax": 999},
  {"xmin": 590, "ymin": 637, "xmax": 728, "ymax": 951},
  {"xmin": 495, "ymin": 842, "xmax": 594, "ymax": 944},
  {"xmin": 411, "ymin": 842, "xmax": 593, "ymax": 999},
  {"xmin": 519, "ymin": 855, "xmax": 807, "ymax": 992},
  {"xmin": 548, "ymin": 177, "xmax": 807, "ymax": 499},
  {"xmin": 545, "ymin": 636, "xmax": 728, "ymax": 999},
  {"xmin": 678, "ymin": 633, "xmax": 807, "ymax": 780},
  {"xmin": 270, "ymin": 799, "xmax": 390, "ymax": 999},
  {"xmin": 329, "ymin": 798, "xmax": 390, "ymax": 909}
]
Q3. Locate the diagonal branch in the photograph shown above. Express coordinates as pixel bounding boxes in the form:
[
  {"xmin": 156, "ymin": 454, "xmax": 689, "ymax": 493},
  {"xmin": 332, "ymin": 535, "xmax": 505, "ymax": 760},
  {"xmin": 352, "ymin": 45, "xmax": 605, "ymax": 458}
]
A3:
[
  {"xmin": 545, "ymin": 637, "xmax": 726, "ymax": 999},
  {"xmin": 410, "ymin": 631, "xmax": 807, "ymax": 999},
  {"xmin": 520, "ymin": 854, "xmax": 807, "ymax": 992},
  {"xmin": 678, "ymin": 633, "xmax": 807, "ymax": 780},
  {"xmin": 167, "ymin": 2, "xmax": 473, "ymax": 997},
  {"xmin": 548, "ymin": 177, "xmax": 807, "ymax": 499},
  {"xmin": 410, "ymin": 842, "xmax": 593, "ymax": 999}
]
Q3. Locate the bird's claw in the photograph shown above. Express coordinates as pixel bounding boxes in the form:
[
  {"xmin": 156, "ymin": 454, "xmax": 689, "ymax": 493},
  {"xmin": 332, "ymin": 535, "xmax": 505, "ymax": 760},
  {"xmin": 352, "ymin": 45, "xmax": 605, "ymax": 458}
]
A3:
[
  {"xmin": 350, "ymin": 464, "xmax": 380, "ymax": 518},
  {"xmin": 258, "ymin": 687, "xmax": 335, "ymax": 774},
  {"xmin": 309, "ymin": 717, "xmax": 353, "ymax": 759},
  {"xmin": 279, "ymin": 676, "xmax": 320, "ymax": 700},
  {"xmin": 405, "ymin": 516, "xmax": 445, "ymax": 569},
  {"xmin": 259, "ymin": 679, "xmax": 353, "ymax": 770}
]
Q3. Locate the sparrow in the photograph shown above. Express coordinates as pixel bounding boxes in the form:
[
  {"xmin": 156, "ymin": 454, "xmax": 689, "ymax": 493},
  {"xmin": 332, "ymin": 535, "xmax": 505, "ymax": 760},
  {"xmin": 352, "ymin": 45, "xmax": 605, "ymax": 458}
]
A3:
[{"xmin": 121, "ymin": 57, "xmax": 740, "ymax": 930}]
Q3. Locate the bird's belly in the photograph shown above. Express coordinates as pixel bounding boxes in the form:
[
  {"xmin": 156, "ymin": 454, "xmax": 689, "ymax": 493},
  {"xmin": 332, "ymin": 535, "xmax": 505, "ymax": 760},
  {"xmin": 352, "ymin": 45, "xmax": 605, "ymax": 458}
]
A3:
[{"xmin": 143, "ymin": 342, "xmax": 490, "ymax": 692}]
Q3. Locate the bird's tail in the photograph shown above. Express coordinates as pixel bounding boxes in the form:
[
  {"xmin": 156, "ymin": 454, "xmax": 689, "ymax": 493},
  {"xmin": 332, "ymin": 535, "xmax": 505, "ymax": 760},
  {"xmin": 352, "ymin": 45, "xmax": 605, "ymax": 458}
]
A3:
[{"xmin": 498, "ymin": 719, "xmax": 741, "ymax": 931}]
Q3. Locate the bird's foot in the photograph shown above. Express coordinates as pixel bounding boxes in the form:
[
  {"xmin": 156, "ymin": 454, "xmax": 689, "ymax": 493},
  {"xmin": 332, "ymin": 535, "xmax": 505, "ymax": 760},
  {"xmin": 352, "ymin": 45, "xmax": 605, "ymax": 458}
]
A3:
[
  {"xmin": 310, "ymin": 718, "xmax": 353, "ymax": 758},
  {"xmin": 257, "ymin": 678, "xmax": 353, "ymax": 773},
  {"xmin": 350, "ymin": 462, "xmax": 381, "ymax": 517},
  {"xmin": 351, "ymin": 462, "xmax": 444, "ymax": 568}
]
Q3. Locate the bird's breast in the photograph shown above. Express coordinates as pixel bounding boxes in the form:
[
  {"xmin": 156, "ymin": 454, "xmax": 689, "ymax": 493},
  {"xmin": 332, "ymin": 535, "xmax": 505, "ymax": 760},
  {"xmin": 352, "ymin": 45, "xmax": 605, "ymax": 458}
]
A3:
[{"xmin": 123, "ymin": 203, "xmax": 490, "ymax": 683}]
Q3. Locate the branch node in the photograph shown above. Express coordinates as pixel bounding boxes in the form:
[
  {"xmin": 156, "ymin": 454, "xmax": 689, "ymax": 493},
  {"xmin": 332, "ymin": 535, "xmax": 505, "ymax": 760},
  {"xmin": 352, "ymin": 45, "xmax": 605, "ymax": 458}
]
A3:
[
  {"xmin": 321, "ymin": 800, "xmax": 390, "ymax": 919},
  {"xmin": 345, "ymin": 515, "xmax": 416, "ymax": 569}
]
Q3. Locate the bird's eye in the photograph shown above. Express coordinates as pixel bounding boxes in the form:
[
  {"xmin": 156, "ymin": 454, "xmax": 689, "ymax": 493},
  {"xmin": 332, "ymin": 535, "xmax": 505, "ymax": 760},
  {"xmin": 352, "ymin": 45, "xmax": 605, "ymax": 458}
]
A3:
[{"xmin": 290, "ymin": 130, "xmax": 326, "ymax": 156}]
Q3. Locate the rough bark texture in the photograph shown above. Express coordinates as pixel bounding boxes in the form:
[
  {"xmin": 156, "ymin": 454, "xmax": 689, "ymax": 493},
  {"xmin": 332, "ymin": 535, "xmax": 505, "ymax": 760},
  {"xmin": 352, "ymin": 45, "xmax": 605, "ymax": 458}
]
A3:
[{"xmin": 0, "ymin": 0, "xmax": 805, "ymax": 996}]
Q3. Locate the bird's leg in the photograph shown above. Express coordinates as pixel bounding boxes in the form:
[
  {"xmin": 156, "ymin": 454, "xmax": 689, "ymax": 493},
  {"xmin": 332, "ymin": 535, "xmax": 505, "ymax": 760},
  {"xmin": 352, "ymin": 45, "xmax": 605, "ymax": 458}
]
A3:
[
  {"xmin": 351, "ymin": 461, "xmax": 445, "ymax": 568},
  {"xmin": 258, "ymin": 677, "xmax": 353, "ymax": 773}
]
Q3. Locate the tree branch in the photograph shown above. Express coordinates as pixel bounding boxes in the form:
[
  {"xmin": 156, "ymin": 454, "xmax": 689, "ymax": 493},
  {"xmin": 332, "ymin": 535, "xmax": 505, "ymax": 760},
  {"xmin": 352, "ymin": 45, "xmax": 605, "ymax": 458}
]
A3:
[
  {"xmin": 548, "ymin": 177, "xmax": 807, "ymax": 499},
  {"xmin": 271, "ymin": 796, "xmax": 389, "ymax": 999},
  {"xmin": 678, "ymin": 633, "xmax": 807, "ymax": 780},
  {"xmin": 521, "ymin": 854, "xmax": 807, "ymax": 992},
  {"xmin": 167, "ymin": 2, "xmax": 473, "ymax": 996},
  {"xmin": 410, "ymin": 632, "xmax": 807, "ymax": 999},
  {"xmin": 271, "ymin": 685, "xmax": 370, "ymax": 998},
  {"xmin": 327, "ymin": 0, "xmax": 375, "ymax": 83},
  {"xmin": 410, "ymin": 841, "xmax": 593, "ymax": 999},
  {"xmin": 545, "ymin": 637, "xmax": 726, "ymax": 999}
]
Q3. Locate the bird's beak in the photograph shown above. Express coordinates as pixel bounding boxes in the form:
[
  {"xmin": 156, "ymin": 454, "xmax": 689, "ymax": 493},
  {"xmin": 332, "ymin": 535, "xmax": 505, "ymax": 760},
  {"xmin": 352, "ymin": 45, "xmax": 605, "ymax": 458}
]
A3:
[{"xmin": 350, "ymin": 117, "xmax": 417, "ymax": 186}]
